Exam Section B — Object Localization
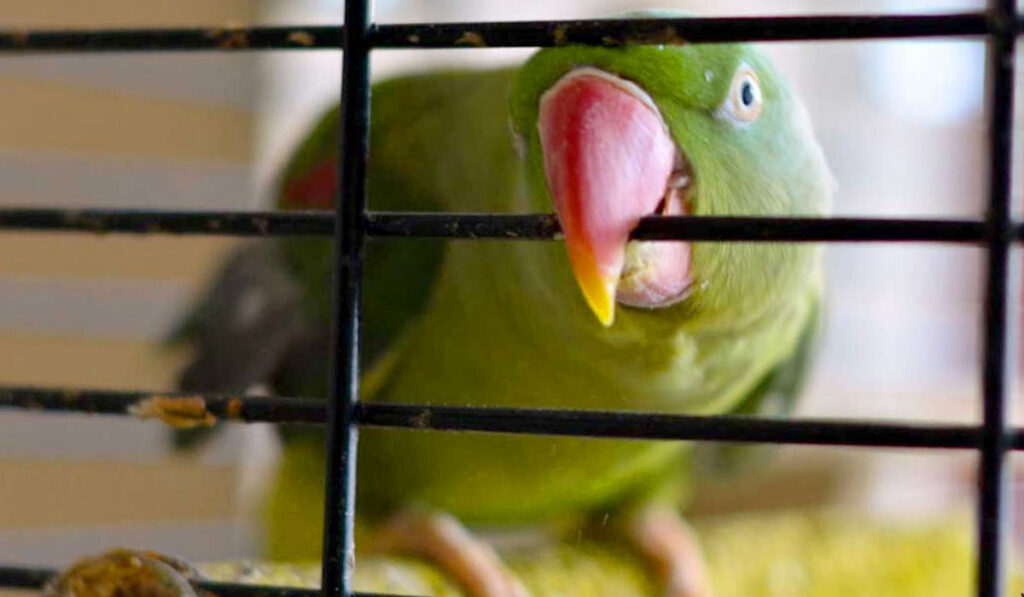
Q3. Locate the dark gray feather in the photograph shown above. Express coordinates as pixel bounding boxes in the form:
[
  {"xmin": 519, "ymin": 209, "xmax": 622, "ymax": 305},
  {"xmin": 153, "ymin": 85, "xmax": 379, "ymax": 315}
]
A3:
[{"xmin": 170, "ymin": 241, "xmax": 316, "ymax": 450}]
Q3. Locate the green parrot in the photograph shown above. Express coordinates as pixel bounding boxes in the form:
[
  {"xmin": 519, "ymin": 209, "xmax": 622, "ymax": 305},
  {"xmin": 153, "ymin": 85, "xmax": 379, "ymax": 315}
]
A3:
[{"xmin": 174, "ymin": 13, "xmax": 831, "ymax": 597}]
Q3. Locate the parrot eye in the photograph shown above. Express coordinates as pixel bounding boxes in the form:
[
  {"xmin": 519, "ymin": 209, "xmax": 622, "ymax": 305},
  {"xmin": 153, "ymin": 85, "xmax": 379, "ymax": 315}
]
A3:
[{"xmin": 717, "ymin": 64, "xmax": 762, "ymax": 125}]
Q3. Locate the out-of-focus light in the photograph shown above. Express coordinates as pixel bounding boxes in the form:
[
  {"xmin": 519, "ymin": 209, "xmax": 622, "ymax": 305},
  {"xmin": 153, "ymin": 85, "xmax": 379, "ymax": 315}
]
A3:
[
  {"xmin": 862, "ymin": 39, "xmax": 985, "ymax": 126},
  {"xmin": 861, "ymin": 0, "xmax": 985, "ymax": 126}
]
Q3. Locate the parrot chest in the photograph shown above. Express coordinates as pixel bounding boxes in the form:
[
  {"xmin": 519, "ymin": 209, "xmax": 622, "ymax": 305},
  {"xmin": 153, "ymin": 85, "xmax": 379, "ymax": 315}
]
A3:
[{"xmin": 351, "ymin": 244, "xmax": 813, "ymax": 524}]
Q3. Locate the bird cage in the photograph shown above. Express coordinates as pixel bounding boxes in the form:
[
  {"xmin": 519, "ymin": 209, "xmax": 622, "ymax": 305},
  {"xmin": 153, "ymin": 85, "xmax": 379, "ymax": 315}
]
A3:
[{"xmin": 0, "ymin": 4, "xmax": 1019, "ymax": 597}]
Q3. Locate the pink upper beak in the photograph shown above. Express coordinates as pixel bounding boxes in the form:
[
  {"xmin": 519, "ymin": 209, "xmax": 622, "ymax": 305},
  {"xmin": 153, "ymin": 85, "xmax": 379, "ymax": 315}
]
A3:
[{"xmin": 538, "ymin": 69, "xmax": 679, "ymax": 326}]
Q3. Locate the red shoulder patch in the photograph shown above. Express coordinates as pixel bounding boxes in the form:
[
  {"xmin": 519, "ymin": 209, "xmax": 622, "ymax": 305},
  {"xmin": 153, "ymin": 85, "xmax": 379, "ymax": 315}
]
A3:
[{"xmin": 282, "ymin": 156, "xmax": 337, "ymax": 209}]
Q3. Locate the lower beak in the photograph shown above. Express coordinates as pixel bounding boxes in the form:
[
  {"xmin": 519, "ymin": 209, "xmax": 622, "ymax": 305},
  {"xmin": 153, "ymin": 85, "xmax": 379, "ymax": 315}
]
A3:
[{"xmin": 538, "ymin": 69, "xmax": 676, "ymax": 326}]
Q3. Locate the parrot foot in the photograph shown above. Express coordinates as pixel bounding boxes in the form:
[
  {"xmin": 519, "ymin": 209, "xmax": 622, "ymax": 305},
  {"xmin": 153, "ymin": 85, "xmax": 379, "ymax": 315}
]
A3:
[
  {"xmin": 43, "ymin": 548, "xmax": 207, "ymax": 597},
  {"xmin": 622, "ymin": 505, "xmax": 713, "ymax": 597},
  {"xmin": 366, "ymin": 509, "xmax": 529, "ymax": 597}
]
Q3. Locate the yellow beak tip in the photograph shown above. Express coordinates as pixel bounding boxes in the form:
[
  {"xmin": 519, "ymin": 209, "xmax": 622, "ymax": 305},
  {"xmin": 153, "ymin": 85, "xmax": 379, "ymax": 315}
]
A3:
[
  {"xmin": 577, "ymin": 275, "xmax": 617, "ymax": 327},
  {"xmin": 567, "ymin": 248, "xmax": 619, "ymax": 327},
  {"xmin": 592, "ymin": 302, "xmax": 615, "ymax": 327}
]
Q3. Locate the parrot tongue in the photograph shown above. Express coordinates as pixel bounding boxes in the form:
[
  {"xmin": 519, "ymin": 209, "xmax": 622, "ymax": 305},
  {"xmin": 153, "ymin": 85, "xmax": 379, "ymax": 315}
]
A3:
[{"xmin": 538, "ymin": 69, "xmax": 679, "ymax": 326}]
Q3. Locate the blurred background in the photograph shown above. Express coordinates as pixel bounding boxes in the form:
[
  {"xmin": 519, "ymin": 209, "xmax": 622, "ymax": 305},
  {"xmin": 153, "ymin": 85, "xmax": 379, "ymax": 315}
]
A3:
[{"xmin": 0, "ymin": 0, "xmax": 1021, "ymax": 580}]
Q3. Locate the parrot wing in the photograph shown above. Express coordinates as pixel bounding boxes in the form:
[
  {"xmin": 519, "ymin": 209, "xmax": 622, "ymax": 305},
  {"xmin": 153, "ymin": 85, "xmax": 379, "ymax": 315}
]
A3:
[
  {"xmin": 170, "ymin": 241, "xmax": 308, "ymax": 395},
  {"xmin": 167, "ymin": 241, "xmax": 311, "ymax": 449},
  {"xmin": 168, "ymin": 76, "xmax": 462, "ymax": 448}
]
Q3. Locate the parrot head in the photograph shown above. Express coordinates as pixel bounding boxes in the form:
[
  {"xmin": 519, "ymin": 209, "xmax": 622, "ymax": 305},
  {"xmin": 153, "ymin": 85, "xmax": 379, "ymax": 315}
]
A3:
[{"xmin": 510, "ymin": 20, "xmax": 832, "ymax": 329}]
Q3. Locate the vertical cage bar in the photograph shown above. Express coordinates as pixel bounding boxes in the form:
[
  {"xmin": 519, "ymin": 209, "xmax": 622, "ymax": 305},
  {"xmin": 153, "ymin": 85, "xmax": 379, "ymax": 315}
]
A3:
[
  {"xmin": 320, "ymin": 0, "xmax": 371, "ymax": 595},
  {"xmin": 976, "ymin": 1, "xmax": 1017, "ymax": 596}
]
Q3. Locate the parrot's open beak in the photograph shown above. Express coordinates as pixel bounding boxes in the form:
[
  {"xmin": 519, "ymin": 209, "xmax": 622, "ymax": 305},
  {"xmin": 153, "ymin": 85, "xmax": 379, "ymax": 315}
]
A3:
[{"xmin": 538, "ymin": 68, "xmax": 689, "ymax": 326}]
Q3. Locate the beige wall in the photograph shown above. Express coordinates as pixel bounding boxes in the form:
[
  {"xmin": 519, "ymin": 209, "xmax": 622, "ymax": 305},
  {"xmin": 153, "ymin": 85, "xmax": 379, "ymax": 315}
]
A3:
[{"xmin": 0, "ymin": 0, "xmax": 264, "ymax": 576}]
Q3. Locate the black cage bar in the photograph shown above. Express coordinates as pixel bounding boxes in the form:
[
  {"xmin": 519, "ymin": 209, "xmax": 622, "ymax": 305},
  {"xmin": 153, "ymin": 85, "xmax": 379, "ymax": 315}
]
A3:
[{"xmin": 0, "ymin": 6, "xmax": 1019, "ymax": 597}]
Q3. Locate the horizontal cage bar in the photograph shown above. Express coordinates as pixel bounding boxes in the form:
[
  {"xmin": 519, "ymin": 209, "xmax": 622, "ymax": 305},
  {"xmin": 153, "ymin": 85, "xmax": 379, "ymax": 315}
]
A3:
[
  {"xmin": 0, "ymin": 386, "xmax": 324, "ymax": 422},
  {"xmin": 0, "ymin": 209, "xmax": 1012, "ymax": 242},
  {"xmin": 196, "ymin": 581, "xmax": 325, "ymax": 597},
  {"xmin": 357, "ymin": 403, "xmax": 1010, "ymax": 449},
  {"xmin": 366, "ymin": 213, "xmax": 997, "ymax": 242},
  {"xmin": 0, "ymin": 13, "xmax": 1016, "ymax": 53},
  {"xmin": 0, "ymin": 566, "xmax": 369, "ymax": 597},
  {"xmin": 0, "ymin": 566, "xmax": 52, "ymax": 590},
  {"xmin": 373, "ymin": 13, "xmax": 998, "ymax": 46},
  {"xmin": 2, "ymin": 385, "xmax": 1022, "ymax": 449},
  {"xmin": 0, "ymin": 26, "xmax": 341, "ymax": 52},
  {"xmin": 0, "ymin": 209, "xmax": 333, "ymax": 236}
]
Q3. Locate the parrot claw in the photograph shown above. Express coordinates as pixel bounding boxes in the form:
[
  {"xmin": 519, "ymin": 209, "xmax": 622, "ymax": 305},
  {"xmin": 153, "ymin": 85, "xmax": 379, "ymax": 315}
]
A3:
[
  {"xmin": 623, "ymin": 505, "xmax": 713, "ymax": 597},
  {"xmin": 366, "ymin": 509, "xmax": 530, "ymax": 597},
  {"xmin": 43, "ymin": 548, "xmax": 206, "ymax": 597}
]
